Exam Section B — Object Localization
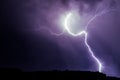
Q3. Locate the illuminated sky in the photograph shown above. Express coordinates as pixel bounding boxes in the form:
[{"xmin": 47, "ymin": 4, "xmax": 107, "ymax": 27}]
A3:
[{"xmin": 1, "ymin": 0, "xmax": 120, "ymax": 77}]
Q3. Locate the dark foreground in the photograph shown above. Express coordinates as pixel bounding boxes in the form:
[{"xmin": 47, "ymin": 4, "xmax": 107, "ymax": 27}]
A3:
[{"xmin": 0, "ymin": 68, "xmax": 119, "ymax": 80}]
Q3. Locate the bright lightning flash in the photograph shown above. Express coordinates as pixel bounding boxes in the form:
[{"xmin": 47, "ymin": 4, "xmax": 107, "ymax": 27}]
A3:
[
  {"xmin": 64, "ymin": 12, "xmax": 102, "ymax": 72},
  {"xmin": 38, "ymin": 9, "xmax": 115, "ymax": 73}
]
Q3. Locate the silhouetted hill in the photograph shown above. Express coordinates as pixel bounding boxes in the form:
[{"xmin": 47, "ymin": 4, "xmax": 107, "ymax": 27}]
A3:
[
  {"xmin": 0, "ymin": 68, "xmax": 119, "ymax": 80},
  {"xmin": 0, "ymin": 68, "xmax": 22, "ymax": 72}
]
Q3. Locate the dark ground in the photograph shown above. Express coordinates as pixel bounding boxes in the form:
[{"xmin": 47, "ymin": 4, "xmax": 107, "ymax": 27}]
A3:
[{"xmin": 0, "ymin": 68, "xmax": 119, "ymax": 80}]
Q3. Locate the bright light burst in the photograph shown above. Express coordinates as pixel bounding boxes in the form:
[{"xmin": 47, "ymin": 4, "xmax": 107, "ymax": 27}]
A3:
[{"xmin": 64, "ymin": 12, "xmax": 102, "ymax": 72}]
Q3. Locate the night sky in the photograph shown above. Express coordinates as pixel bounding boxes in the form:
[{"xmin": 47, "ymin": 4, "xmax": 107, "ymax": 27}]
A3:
[{"xmin": 1, "ymin": 0, "xmax": 120, "ymax": 77}]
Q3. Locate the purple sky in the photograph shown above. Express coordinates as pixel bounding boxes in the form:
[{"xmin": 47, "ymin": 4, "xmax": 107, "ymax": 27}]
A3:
[{"xmin": 1, "ymin": 0, "xmax": 120, "ymax": 77}]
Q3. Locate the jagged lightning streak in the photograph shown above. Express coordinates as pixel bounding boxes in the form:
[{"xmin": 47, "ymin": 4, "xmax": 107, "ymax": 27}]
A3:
[
  {"xmin": 38, "ymin": 8, "xmax": 116, "ymax": 72},
  {"xmin": 64, "ymin": 13, "xmax": 102, "ymax": 72},
  {"xmin": 62, "ymin": 9, "xmax": 116, "ymax": 72}
]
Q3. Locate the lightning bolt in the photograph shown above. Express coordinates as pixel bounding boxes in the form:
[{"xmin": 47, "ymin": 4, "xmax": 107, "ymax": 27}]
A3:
[
  {"xmin": 37, "ymin": 9, "xmax": 116, "ymax": 73},
  {"xmin": 64, "ymin": 13, "xmax": 102, "ymax": 72}
]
